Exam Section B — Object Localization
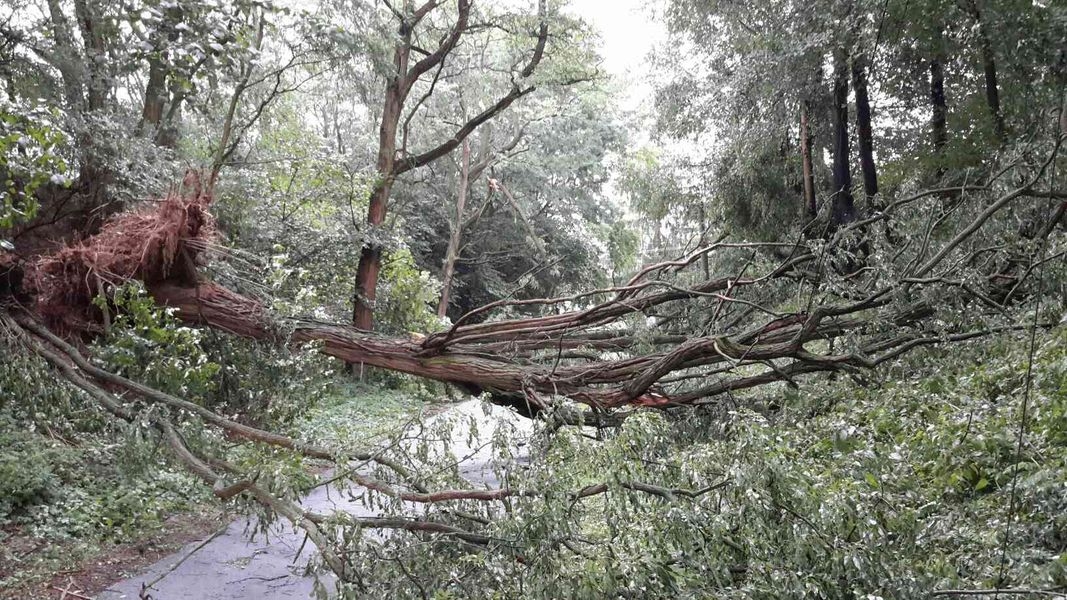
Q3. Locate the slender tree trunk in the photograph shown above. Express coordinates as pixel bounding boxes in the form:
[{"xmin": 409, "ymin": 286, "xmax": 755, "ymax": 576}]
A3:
[
  {"xmin": 438, "ymin": 139, "xmax": 471, "ymax": 319},
  {"xmin": 851, "ymin": 52, "xmax": 879, "ymax": 205},
  {"xmin": 929, "ymin": 31, "xmax": 949, "ymax": 159},
  {"xmin": 351, "ymin": 0, "xmax": 539, "ymax": 331},
  {"xmin": 72, "ymin": 0, "xmax": 106, "ymax": 112},
  {"xmin": 44, "ymin": 0, "xmax": 83, "ymax": 111},
  {"xmin": 353, "ymin": 80, "xmax": 402, "ymax": 331},
  {"xmin": 208, "ymin": 12, "xmax": 263, "ymax": 191},
  {"xmin": 831, "ymin": 46, "xmax": 855, "ymax": 227},
  {"xmin": 800, "ymin": 101, "xmax": 817, "ymax": 219},
  {"xmin": 968, "ymin": 0, "xmax": 1005, "ymax": 142},
  {"xmin": 697, "ymin": 203, "xmax": 711, "ymax": 280}
]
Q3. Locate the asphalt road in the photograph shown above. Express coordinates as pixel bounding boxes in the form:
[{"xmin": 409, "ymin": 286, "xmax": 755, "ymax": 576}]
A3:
[{"xmin": 99, "ymin": 400, "xmax": 527, "ymax": 600}]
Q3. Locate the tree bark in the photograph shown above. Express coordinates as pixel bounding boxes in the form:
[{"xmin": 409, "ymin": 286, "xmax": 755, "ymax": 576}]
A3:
[
  {"xmin": 967, "ymin": 0, "xmax": 1005, "ymax": 142},
  {"xmin": 929, "ymin": 30, "xmax": 949, "ymax": 161},
  {"xmin": 141, "ymin": 60, "xmax": 167, "ymax": 129},
  {"xmin": 138, "ymin": 4, "xmax": 185, "ymax": 143},
  {"xmin": 800, "ymin": 101, "xmax": 817, "ymax": 218},
  {"xmin": 851, "ymin": 52, "xmax": 879, "ymax": 205},
  {"xmin": 698, "ymin": 203, "xmax": 711, "ymax": 280},
  {"xmin": 438, "ymin": 139, "xmax": 472, "ymax": 319},
  {"xmin": 44, "ymin": 0, "xmax": 84, "ymax": 111},
  {"xmin": 352, "ymin": 80, "xmax": 401, "ymax": 330},
  {"xmin": 830, "ymin": 46, "xmax": 855, "ymax": 226},
  {"xmin": 207, "ymin": 11, "xmax": 264, "ymax": 191},
  {"xmin": 72, "ymin": 0, "xmax": 106, "ymax": 112}
]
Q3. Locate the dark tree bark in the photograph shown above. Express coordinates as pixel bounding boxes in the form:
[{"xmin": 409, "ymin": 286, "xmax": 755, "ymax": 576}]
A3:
[
  {"xmin": 851, "ymin": 52, "xmax": 879, "ymax": 205},
  {"xmin": 966, "ymin": 0, "xmax": 1005, "ymax": 142},
  {"xmin": 141, "ymin": 60, "xmax": 167, "ymax": 128},
  {"xmin": 929, "ymin": 29, "xmax": 949, "ymax": 161},
  {"xmin": 44, "ymin": 0, "xmax": 83, "ymax": 111},
  {"xmin": 71, "ymin": 0, "xmax": 106, "ymax": 112},
  {"xmin": 800, "ymin": 101, "xmax": 817, "ymax": 219},
  {"xmin": 138, "ymin": 4, "xmax": 185, "ymax": 145},
  {"xmin": 830, "ymin": 46, "xmax": 855, "ymax": 226}
]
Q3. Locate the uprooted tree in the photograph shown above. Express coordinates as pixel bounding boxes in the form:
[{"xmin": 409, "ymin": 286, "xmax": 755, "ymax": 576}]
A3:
[{"xmin": 1, "ymin": 121, "xmax": 1065, "ymax": 585}]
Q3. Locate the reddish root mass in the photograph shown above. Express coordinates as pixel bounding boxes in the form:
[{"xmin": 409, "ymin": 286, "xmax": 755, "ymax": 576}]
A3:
[{"xmin": 23, "ymin": 173, "xmax": 214, "ymax": 332}]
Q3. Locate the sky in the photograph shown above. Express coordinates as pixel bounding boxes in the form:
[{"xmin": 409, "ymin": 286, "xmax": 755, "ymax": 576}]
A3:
[{"xmin": 564, "ymin": 0, "xmax": 667, "ymax": 113}]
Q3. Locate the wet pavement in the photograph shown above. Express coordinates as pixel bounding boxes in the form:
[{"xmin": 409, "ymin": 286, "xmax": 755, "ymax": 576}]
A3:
[{"xmin": 99, "ymin": 400, "xmax": 527, "ymax": 600}]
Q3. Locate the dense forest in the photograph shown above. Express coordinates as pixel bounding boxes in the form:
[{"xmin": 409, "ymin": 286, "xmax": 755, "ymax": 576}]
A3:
[{"xmin": 0, "ymin": 0, "xmax": 1065, "ymax": 598}]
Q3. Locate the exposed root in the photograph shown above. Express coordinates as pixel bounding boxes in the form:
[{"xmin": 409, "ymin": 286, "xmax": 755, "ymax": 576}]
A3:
[{"xmin": 24, "ymin": 172, "xmax": 214, "ymax": 332}]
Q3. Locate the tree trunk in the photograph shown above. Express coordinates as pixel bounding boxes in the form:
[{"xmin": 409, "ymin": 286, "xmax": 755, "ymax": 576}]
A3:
[
  {"xmin": 438, "ymin": 139, "xmax": 471, "ymax": 319},
  {"xmin": 929, "ymin": 31, "xmax": 948, "ymax": 160},
  {"xmin": 352, "ymin": 80, "xmax": 402, "ymax": 331},
  {"xmin": 351, "ymin": 0, "xmax": 541, "ymax": 331},
  {"xmin": 140, "ymin": 60, "xmax": 167, "ymax": 130},
  {"xmin": 139, "ymin": 5, "xmax": 184, "ymax": 144},
  {"xmin": 831, "ymin": 46, "xmax": 855, "ymax": 227},
  {"xmin": 44, "ymin": 0, "xmax": 84, "ymax": 111},
  {"xmin": 967, "ymin": 0, "xmax": 1005, "ymax": 142},
  {"xmin": 851, "ymin": 52, "xmax": 879, "ymax": 205},
  {"xmin": 800, "ymin": 101, "xmax": 817, "ymax": 219},
  {"xmin": 698, "ymin": 203, "xmax": 711, "ymax": 280},
  {"xmin": 207, "ymin": 12, "xmax": 264, "ymax": 191},
  {"xmin": 72, "ymin": 0, "xmax": 106, "ymax": 112}
]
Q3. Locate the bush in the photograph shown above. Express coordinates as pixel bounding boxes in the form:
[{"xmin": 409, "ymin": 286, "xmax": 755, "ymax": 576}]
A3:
[{"xmin": 0, "ymin": 426, "xmax": 57, "ymax": 518}]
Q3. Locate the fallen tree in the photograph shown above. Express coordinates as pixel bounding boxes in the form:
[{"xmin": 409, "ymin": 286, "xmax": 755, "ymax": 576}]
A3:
[
  {"xmin": 0, "ymin": 139, "xmax": 1064, "ymax": 586},
  {"xmin": 6, "ymin": 154, "xmax": 1064, "ymax": 414}
]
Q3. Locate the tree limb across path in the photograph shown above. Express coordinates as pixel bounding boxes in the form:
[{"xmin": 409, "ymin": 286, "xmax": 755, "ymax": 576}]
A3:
[
  {"xmin": 4, "ymin": 144, "xmax": 1063, "ymax": 417},
  {"xmin": 1, "ymin": 137, "xmax": 1063, "ymax": 582}
]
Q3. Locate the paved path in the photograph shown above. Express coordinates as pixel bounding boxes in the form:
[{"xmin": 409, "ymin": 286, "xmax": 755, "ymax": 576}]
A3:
[{"xmin": 99, "ymin": 400, "xmax": 527, "ymax": 600}]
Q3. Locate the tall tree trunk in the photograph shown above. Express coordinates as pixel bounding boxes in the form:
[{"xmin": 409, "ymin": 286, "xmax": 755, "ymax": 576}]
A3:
[
  {"xmin": 352, "ymin": 0, "xmax": 541, "ymax": 331},
  {"xmin": 207, "ymin": 12, "xmax": 264, "ymax": 191},
  {"xmin": 438, "ymin": 139, "xmax": 471, "ymax": 319},
  {"xmin": 831, "ymin": 46, "xmax": 855, "ymax": 227},
  {"xmin": 967, "ymin": 0, "xmax": 1005, "ymax": 142},
  {"xmin": 699, "ymin": 202, "xmax": 708, "ymax": 279},
  {"xmin": 139, "ymin": 5, "xmax": 184, "ymax": 144},
  {"xmin": 352, "ymin": 79, "xmax": 402, "ymax": 331},
  {"xmin": 44, "ymin": 0, "xmax": 83, "ymax": 111},
  {"xmin": 72, "ymin": 0, "xmax": 106, "ymax": 112},
  {"xmin": 929, "ymin": 30, "xmax": 949, "ymax": 160},
  {"xmin": 800, "ymin": 101, "xmax": 817, "ymax": 219},
  {"xmin": 851, "ymin": 52, "xmax": 879, "ymax": 205},
  {"xmin": 140, "ymin": 60, "xmax": 167, "ymax": 130}
]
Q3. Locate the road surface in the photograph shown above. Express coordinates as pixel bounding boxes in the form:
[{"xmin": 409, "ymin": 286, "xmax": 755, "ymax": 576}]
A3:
[{"xmin": 99, "ymin": 400, "xmax": 527, "ymax": 600}]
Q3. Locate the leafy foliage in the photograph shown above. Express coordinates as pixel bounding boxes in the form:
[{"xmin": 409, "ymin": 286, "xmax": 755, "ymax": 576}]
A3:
[
  {"xmin": 0, "ymin": 104, "xmax": 69, "ymax": 229},
  {"xmin": 92, "ymin": 282, "xmax": 219, "ymax": 400},
  {"xmin": 319, "ymin": 330, "xmax": 1067, "ymax": 599}
]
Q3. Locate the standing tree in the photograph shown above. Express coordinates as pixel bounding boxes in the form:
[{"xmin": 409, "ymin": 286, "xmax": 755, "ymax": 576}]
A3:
[
  {"xmin": 852, "ymin": 49, "xmax": 879, "ymax": 206},
  {"xmin": 351, "ymin": 0, "xmax": 551, "ymax": 331},
  {"xmin": 830, "ymin": 45, "xmax": 856, "ymax": 226}
]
